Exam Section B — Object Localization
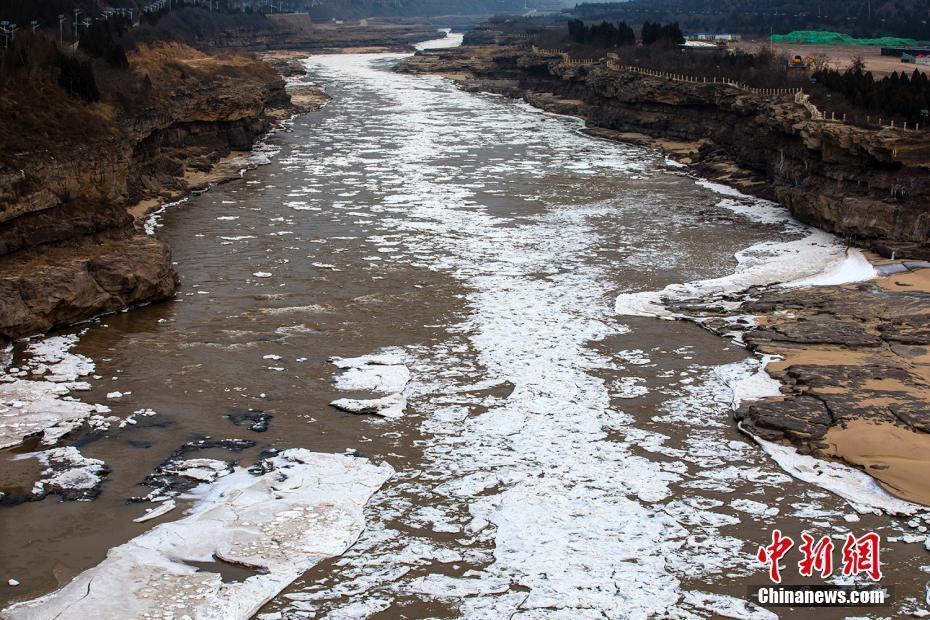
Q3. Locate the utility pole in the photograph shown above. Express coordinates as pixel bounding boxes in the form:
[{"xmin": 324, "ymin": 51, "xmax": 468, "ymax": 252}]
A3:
[
  {"xmin": 59, "ymin": 14, "xmax": 65, "ymax": 43},
  {"xmin": 73, "ymin": 8, "xmax": 81, "ymax": 41}
]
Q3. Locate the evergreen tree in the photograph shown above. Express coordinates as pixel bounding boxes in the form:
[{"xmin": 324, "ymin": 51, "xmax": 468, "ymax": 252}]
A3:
[{"xmin": 57, "ymin": 52, "xmax": 100, "ymax": 101}]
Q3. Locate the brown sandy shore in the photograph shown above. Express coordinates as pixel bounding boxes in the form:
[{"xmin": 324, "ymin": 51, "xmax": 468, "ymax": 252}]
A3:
[
  {"xmin": 398, "ymin": 46, "xmax": 930, "ymax": 506},
  {"xmin": 721, "ymin": 260, "xmax": 930, "ymax": 506}
]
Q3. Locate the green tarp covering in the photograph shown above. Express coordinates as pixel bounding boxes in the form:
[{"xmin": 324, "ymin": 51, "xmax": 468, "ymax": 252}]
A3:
[{"xmin": 772, "ymin": 30, "xmax": 921, "ymax": 46}]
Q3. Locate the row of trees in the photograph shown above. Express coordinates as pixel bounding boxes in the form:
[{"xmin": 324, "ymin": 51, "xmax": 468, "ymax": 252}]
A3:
[
  {"xmin": 566, "ymin": 19, "xmax": 686, "ymax": 48},
  {"xmin": 567, "ymin": 19, "xmax": 636, "ymax": 46},
  {"xmin": 814, "ymin": 60, "xmax": 930, "ymax": 122},
  {"xmin": 571, "ymin": 0, "xmax": 930, "ymax": 40},
  {"xmin": 640, "ymin": 21, "xmax": 685, "ymax": 45}
]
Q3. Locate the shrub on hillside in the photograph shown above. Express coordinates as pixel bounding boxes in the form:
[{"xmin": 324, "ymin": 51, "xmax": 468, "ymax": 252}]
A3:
[{"xmin": 57, "ymin": 52, "xmax": 100, "ymax": 101}]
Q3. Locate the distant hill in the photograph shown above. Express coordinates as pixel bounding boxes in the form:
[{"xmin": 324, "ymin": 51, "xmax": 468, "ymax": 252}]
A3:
[
  {"xmin": 306, "ymin": 0, "xmax": 564, "ymax": 19},
  {"xmin": 0, "ymin": 0, "xmax": 548, "ymax": 30},
  {"xmin": 569, "ymin": 0, "xmax": 930, "ymax": 40}
]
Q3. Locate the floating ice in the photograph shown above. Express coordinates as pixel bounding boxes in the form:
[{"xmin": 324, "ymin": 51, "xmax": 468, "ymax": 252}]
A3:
[
  {"xmin": 331, "ymin": 394, "xmax": 406, "ymax": 419},
  {"xmin": 0, "ymin": 334, "xmax": 112, "ymax": 448},
  {"xmin": 612, "ymin": 376, "xmax": 649, "ymax": 399},
  {"xmin": 133, "ymin": 499, "xmax": 177, "ymax": 523},
  {"xmin": 25, "ymin": 335, "xmax": 94, "ymax": 382},
  {"xmin": 3, "ymin": 450, "xmax": 393, "ymax": 620},
  {"xmin": 330, "ymin": 354, "xmax": 410, "ymax": 393},
  {"xmin": 276, "ymin": 50, "xmax": 804, "ymax": 617},
  {"xmin": 680, "ymin": 590, "xmax": 777, "ymax": 619}
]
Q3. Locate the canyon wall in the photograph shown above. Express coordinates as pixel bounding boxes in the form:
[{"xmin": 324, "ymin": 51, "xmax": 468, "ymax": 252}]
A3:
[
  {"xmin": 0, "ymin": 44, "xmax": 290, "ymax": 341},
  {"xmin": 401, "ymin": 46, "xmax": 930, "ymax": 259}
]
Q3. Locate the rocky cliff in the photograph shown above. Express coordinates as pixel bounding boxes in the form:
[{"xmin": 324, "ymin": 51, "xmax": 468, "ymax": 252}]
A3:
[
  {"xmin": 0, "ymin": 43, "xmax": 291, "ymax": 341},
  {"xmin": 400, "ymin": 46, "xmax": 930, "ymax": 259}
]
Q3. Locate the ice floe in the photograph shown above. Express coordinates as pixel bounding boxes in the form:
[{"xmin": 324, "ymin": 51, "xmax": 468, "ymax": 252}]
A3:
[
  {"xmin": 330, "ymin": 353, "xmax": 410, "ymax": 393},
  {"xmin": 133, "ymin": 498, "xmax": 177, "ymax": 523},
  {"xmin": 0, "ymin": 334, "xmax": 106, "ymax": 449},
  {"xmin": 331, "ymin": 394, "xmax": 407, "ymax": 419},
  {"xmin": 3, "ymin": 450, "xmax": 393, "ymax": 620}
]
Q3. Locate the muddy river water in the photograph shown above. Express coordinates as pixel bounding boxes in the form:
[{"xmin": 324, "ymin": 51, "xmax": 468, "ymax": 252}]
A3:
[{"xmin": 2, "ymin": 38, "xmax": 930, "ymax": 618}]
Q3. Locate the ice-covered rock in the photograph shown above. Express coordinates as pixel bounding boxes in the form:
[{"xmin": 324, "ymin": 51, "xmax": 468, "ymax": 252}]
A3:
[
  {"xmin": 3, "ymin": 449, "xmax": 393, "ymax": 620},
  {"xmin": 164, "ymin": 458, "xmax": 232, "ymax": 483},
  {"xmin": 137, "ymin": 438, "xmax": 254, "ymax": 501},
  {"xmin": 31, "ymin": 446, "xmax": 109, "ymax": 501}
]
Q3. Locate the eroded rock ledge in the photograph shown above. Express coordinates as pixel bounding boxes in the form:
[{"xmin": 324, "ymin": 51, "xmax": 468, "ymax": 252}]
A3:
[
  {"xmin": 0, "ymin": 44, "xmax": 298, "ymax": 341},
  {"xmin": 399, "ymin": 45, "xmax": 930, "ymax": 259},
  {"xmin": 671, "ymin": 263, "xmax": 930, "ymax": 504}
]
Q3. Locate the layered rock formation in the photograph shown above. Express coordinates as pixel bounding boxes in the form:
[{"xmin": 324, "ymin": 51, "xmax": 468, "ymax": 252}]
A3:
[
  {"xmin": 400, "ymin": 46, "xmax": 930, "ymax": 259},
  {"xmin": 0, "ymin": 43, "xmax": 291, "ymax": 341}
]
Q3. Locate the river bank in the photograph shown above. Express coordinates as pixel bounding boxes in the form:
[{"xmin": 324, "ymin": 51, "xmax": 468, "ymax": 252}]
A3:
[{"xmin": 399, "ymin": 43, "xmax": 930, "ymax": 507}]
